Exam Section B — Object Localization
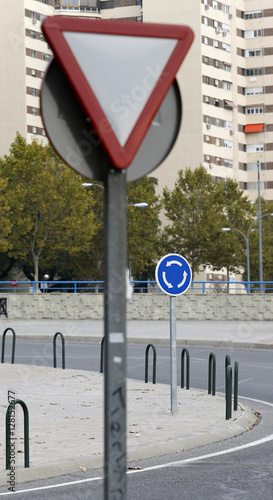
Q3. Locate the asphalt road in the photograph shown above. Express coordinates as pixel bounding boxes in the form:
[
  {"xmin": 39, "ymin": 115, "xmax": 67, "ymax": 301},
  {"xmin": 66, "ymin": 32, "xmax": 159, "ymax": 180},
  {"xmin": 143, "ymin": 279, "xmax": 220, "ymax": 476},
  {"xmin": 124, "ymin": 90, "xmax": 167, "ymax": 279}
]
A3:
[{"xmin": 1, "ymin": 340, "xmax": 273, "ymax": 499}]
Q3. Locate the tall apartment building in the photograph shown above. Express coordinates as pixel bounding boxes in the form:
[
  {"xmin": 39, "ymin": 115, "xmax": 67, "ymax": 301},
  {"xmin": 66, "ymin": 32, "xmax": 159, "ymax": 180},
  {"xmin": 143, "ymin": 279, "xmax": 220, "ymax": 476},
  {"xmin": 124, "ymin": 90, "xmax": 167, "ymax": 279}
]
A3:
[
  {"xmin": 144, "ymin": 0, "xmax": 273, "ymax": 203},
  {"xmin": 0, "ymin": 0, "xmax": 142, "ymax": 156}
]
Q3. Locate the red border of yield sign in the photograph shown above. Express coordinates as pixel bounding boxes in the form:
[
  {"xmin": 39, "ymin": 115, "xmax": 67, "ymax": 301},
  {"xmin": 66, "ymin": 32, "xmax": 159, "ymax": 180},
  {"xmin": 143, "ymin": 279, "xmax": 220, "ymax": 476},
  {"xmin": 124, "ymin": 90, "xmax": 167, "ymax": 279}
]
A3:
[{"xmin": 41, "ymin": 18, "xmax": 194, "ymax": 170}]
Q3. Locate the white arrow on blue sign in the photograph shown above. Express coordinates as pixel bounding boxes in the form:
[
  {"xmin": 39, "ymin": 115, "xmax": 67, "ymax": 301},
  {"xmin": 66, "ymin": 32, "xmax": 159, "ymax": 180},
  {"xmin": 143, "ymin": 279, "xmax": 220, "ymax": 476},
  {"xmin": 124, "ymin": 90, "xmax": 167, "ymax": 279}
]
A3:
[{"xmin": 155, "ymin": 253, "xmax": 192, "ymax": 296}]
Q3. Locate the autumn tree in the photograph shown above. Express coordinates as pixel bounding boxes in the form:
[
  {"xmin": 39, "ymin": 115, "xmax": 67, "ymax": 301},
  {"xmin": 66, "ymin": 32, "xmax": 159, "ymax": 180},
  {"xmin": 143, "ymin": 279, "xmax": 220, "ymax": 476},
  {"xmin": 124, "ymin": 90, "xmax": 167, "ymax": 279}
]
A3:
[{"xmin": 0, "ymin": 133, "xmax": 96, "ymax": 281}]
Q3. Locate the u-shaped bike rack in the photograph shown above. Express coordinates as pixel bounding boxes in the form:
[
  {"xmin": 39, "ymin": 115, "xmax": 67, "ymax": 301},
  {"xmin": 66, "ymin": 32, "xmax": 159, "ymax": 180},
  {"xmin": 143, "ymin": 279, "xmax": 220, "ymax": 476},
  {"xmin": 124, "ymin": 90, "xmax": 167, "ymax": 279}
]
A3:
[
  {"xmin": 100, "ymin": 336, "xmax": 105, "ymax": 373},
  {"xmin": 208, "ymin": 352, "xmax": 216, "ymax": 396},
  {"xmin": 145, "ymin": 344, "xmax": 157, "ymax": 384},
  {"xmin": 53, "ymin": 332, "xmax": 65, "ymax": 369},
  {"xmin": 6, "ymin": 399, "xmax": 29, "ymax": 469},
  {"xmin": 181, "ymin": 348, "xmax": 190, "ymax": 389},
  {"xmin": 1, "ymin": 328, "xmax": 16, "ymax": 364}
]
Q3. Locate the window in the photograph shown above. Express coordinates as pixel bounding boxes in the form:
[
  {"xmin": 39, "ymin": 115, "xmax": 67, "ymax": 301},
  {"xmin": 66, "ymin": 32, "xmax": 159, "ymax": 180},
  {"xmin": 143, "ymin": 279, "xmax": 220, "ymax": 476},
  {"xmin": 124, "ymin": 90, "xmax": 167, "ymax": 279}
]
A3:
[
  {"xmin": 31, "ymin": 69, "xmax": 36, "ymax": 77},
  {"xmin": 222, "ymin": 43, "xmax": 231, "ymax": 52},
  {"xmin": 30, "ymin": 30, "xmax": 36, "ymax": 39},
  {"xmin": 204, "ymin": 17, "xmax": 208, "ymax": 26},
  {"xmin": 215, "ymin": 138, "xmax": 220, "ymax": 146},
  {"xmin": 32, "ymin": 107, "xmax": 38, "ymax": 115},
  {"xmin": 222, "ymin": 81, "xmax": 232, "ymax": 90},
  {"xmin": 214, "ymin": 79, "xmax": 220, "ymax": 88},
  {"xmin": 222, "ymin": 24, "xmax": 230, "ymax": 33},
  {"xmin": 214, "ymin": 59, "xmax": 220, "ymax": 68},
  {"xmin": 215, "ymin": 118, "xmax": 221, "ymax": 127},
  {"xmin": 224, "ymin": 140, "xmax": 233, "ymax": 149},
  {"xmin": 245, "ymin": 86, "xmax": 263, "ymax": 95},
  {"xmin": 213, "ymin": 20, "xmax": 219, "ymax": 28},
  {"xmin": 213, "ymin": 0, "xmax": 218, "ymax": 9},
  {"xmin": 246, "ymin": 163, "xmax": 264, "ymax": 171},
  {"xmin": 204, "ymin": 56, "xmax": 209, "ymax": 65},
  {"xmin": 214, "ymin": 99, "xmax": 220, "ymax": 107},
  {"xmin": 205, "ymin": 76, "xmax": 210, "ymax": 85},
  {"xmin": 245, "ymin": 106, "xmax": 263, "ymax": 115},
  {"xmin": 246, "ymin": 143, "xmax": 264, "ymax": 152},
  {"xmin": 204, "ymin": 36, "xmax": 208, "ymax": 45},
  {"xmin": 223, "ymin": 62, "xmax": 231, "ymax": 71},
  {"xmin": 31, "ymin": 50, "xmax": 36, "ymax": 58},
  {"xmin": 245, "ymin": 68, "xmax": 263, "ymax": 76},
  {"xmin": 244, "ymin": 11, "xmax": 262, "ymax": 20},
  {"xmin": 222, "ymin": 4, "xmax": 230, "ymax": 14},
  {"xmin": 32, "ymin": 88, "xmax": 37, "ymax": 96},
  {"xmin": 213, "ymin": 39, "xmax": 219, "ymax": 48},
  {"xmin": 33, "ymin": 127, "xmax": 37, "ymax": 134},
  {"xmin": 224, "ymin": 120, "xmax": 233, "ymax": 129},
  {"xmin": 42, "ymin": 53, "xmax": 50, "ymax": 61},
  {"xmin": 224, "ymin": 159, "xmax": 233, "ymax": 168},
  {"xmin": 205, "ymin": 95, "xmax": 210, "ymax": 104},
  {"xmin": 245, "ymin": 49, "xmax": 262, "ymax": 57},
  {"xmin": 244, "ymin": 30, "xmax": 262, "ymax": 38},
  {"xmin": 247, "ymin": 182, "xmax": 265, "ymax": 190}
]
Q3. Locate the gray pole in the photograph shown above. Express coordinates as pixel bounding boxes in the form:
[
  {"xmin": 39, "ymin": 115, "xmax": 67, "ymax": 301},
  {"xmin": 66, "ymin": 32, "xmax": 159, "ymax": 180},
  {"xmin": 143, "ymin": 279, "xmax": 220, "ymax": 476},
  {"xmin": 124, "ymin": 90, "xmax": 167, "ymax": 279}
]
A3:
[
  {"xmin": 104, "ymin": 167, "xmax": 127, "ymax": 499},
  {"xmin": 257, "ymin": 160, "xmax": 263, "ymax": 293},
  {"xmin": 170, "ymin": 295, "xmax": 177, "ymax": 413}
]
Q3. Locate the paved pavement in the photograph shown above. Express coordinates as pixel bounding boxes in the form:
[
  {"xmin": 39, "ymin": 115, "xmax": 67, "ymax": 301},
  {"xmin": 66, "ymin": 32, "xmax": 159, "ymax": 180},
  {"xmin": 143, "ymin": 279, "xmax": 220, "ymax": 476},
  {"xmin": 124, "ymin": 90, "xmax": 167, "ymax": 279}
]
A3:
[
  {"xmin": 0, "ymin": 319, "xmax": 269, "ymax": 486},
  {"xmin": 1, "ymin": 318, "xmax": 273, "ymax": 348}
]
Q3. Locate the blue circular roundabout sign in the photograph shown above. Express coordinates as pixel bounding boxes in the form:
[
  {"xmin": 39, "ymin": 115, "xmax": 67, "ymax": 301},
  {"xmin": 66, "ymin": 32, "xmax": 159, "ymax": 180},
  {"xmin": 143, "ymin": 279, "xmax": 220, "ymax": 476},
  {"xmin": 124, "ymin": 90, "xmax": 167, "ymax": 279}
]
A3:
[{"xmin": 155, "ymin": 253, "xmax": 192, "ymax": 296}]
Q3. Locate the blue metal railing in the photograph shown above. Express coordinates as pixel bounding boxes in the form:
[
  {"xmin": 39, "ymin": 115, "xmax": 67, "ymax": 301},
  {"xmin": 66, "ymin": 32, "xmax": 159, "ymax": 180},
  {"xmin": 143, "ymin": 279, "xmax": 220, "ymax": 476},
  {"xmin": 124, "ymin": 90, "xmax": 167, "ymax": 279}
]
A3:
[{"xmin": 0, "ymin": 280, "xmax": 273, "ymax": 294}]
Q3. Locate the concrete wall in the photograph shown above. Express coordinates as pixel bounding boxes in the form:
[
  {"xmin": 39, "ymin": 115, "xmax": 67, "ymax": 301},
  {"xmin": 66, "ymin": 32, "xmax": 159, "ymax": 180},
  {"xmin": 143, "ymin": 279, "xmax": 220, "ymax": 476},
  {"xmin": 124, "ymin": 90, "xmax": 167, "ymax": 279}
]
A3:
[{"xmin": 1, "ymin": 293, "xmax": 273, "ymax": 321}]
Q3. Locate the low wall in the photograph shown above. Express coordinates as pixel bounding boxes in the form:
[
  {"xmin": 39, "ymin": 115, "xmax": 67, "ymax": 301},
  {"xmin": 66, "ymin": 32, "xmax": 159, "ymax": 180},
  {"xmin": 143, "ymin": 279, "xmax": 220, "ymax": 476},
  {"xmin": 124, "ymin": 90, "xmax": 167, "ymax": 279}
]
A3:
[{"xmin": 1, "ymin": 293, "xmax": 273, "ymax": 321}]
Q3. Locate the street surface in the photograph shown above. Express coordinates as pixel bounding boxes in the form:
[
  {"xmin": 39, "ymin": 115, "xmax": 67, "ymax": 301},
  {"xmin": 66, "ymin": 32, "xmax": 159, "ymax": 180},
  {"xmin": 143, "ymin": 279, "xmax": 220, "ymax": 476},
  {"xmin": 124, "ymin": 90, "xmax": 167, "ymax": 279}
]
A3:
[{"xmin": 0, "ymin": 340, "xmax": 273, "ymax": 498}]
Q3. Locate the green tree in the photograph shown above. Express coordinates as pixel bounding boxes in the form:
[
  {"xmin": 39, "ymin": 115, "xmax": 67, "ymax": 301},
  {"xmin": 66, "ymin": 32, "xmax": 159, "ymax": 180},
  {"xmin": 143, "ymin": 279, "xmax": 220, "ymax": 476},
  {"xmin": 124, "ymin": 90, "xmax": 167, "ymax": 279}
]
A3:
[
  {"xmin": 161, "ymin": 167, "xmax": 253, "ymax": 278},
  {"xmin": 0, "ymin": 133, "xmax": 96, "ymax": 281}
]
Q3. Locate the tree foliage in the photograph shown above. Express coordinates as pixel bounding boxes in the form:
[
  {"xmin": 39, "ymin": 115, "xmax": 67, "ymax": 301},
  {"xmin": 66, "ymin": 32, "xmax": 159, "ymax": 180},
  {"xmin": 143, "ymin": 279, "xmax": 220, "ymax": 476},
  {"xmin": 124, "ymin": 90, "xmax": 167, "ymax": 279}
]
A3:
[
  {"xmin": 0, "ymin": 133, "xmax": 96, "ymax": 281},
  {"xmin": 161, "ymin": 167, "xmax": 254, "ymax": 278}
]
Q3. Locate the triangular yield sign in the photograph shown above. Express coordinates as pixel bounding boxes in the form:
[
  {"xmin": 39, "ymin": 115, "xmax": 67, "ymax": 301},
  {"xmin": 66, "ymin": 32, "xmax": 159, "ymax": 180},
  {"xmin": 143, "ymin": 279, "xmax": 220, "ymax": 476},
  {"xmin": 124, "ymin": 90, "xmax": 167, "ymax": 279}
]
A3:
[{"xmin": 42, "ymin": 18, "xmax": 194, "ymax": 169}]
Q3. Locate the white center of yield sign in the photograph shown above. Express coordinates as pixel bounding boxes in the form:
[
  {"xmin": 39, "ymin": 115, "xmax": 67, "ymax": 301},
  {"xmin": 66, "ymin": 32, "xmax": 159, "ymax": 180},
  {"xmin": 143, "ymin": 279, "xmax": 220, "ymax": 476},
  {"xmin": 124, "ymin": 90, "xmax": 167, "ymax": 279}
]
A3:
[
  {"xmin": 155, "ymin": 254, "xmax": 192, "ymax": 296},
  {"xmin": 63, "ymin": 32, "xmax": 177, "ymax": 147}
]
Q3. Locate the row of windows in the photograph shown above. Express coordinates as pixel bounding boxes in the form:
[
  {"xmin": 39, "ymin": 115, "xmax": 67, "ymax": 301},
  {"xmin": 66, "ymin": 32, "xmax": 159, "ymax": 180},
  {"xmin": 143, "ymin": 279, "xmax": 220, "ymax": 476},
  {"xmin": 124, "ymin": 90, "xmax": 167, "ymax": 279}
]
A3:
[
  {"xmin": 204, "ymin": 96, "xmax": 235, "ymax": 109},
  {"xmin": 203, "ymin": 17, "xmax": 230, "ymax": 33},
  {"xmin": 203, "ymin": 76, "xmax": 232, "ymax": 90},
  {"xmin": 203, "ymin": 56, "xmax": 231, "ymax": 72},
  {"xmin": 204, "ymin": 156, "xmax": 233, "ymax": 169},
  {"xmin": 203, "ymin": 36, "xmax": 231, "ymax": 52},
  {"xmin": 204, "ymin": 135, "xmax": 233, "ymax": 149},
  {"xmin": 204, "ymin": 0, "xmax": 230, "ymax": 14},
  {"xmin": 204, "ymin": 116, "xmax": 233, "ymax": 129},
  {"xmin": 243, "ymin": 10, "xmax": 262, "ymax": 20}
]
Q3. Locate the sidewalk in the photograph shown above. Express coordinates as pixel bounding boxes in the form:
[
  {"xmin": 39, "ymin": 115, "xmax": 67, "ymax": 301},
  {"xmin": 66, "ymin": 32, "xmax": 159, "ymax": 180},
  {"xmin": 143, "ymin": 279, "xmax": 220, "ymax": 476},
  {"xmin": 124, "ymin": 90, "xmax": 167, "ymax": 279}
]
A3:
[
  {"xmin": 0, "ymin": 364, "xmax": 256, "ymax": 487},
  {"xmin": 1, "ymin": 319, "xmax": 273, "ymax": 348}
]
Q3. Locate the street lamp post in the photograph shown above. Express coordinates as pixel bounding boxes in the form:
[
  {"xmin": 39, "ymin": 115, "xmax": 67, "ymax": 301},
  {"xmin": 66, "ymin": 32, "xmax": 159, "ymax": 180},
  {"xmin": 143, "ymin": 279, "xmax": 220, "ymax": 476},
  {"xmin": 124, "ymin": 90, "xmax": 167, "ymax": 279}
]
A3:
[
  {"xmin": 82, "ymin": 182, "xmax": 148, "ymax": 208},
  {"xmin": 222, "ymin": 212, "xmax": 273, "ymax": 293}
]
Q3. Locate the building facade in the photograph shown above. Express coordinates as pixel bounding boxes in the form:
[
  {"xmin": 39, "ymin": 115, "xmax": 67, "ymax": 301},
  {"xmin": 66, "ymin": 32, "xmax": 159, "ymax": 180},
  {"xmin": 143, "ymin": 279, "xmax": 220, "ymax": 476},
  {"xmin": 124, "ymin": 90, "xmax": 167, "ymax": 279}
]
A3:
[
  {"xmin": 144, "ymin": 0, "xmax": 273, "ymax": 204},
  {"xmin": 0, "ymin": 0, "xmax": 142, "ymax": 156}
]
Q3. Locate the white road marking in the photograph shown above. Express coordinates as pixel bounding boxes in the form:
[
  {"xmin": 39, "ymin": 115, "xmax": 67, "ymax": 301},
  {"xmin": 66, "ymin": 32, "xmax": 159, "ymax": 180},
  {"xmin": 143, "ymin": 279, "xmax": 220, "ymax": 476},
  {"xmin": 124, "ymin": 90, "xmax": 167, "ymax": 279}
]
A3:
[{"xmin": 1, "ymin": 396, "xmax": 272, "ymax": 496}]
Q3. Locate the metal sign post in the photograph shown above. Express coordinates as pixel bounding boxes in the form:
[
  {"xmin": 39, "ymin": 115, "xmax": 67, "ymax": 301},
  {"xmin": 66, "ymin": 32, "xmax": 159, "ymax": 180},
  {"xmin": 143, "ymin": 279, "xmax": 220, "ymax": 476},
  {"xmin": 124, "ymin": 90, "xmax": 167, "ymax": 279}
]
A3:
[
  {"xmin": 170, "ymin": 295, "xmax": 177, "ymax": 413},
  {"xmin": 104, "ymin": 167, "xmax": 127, "ymax": 499},
  {"xmin": 155, "ymin": 254, "xmax": 192, "ymax": 414}
]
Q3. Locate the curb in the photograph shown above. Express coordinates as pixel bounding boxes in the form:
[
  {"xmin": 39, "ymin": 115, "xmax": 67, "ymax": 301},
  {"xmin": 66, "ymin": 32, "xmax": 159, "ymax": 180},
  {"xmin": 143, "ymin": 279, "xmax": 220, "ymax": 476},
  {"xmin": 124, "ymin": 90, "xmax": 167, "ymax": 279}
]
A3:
[{"xmin": 13, "ymin": 335, "xmax": 273, "ymax": 349}]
